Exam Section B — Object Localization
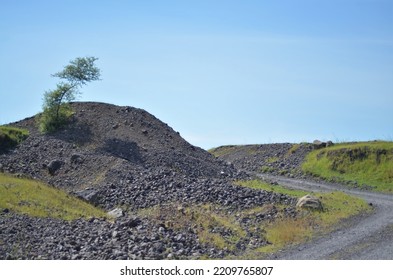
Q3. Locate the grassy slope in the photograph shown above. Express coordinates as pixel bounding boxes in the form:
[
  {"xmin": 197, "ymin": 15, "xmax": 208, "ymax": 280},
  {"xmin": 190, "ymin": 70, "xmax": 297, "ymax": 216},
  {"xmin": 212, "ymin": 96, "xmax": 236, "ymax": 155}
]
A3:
[
  {"xmin": 0, "ymin": 173, "xmax": 107, "ymax": 220},
  {"xmin": 0, "ymin": 126, "xmax": 29, "ymax": 152},
  {"xmin": 208, "ymin": 145, "xmax": 258, "ymax": 157},
  {"xmin": 236, "ymin": 180, "xmax": 371, "ymax": 256},
  {"xmin": 302, "ymin": 141, "xmax": 393, "ymax": 192}
]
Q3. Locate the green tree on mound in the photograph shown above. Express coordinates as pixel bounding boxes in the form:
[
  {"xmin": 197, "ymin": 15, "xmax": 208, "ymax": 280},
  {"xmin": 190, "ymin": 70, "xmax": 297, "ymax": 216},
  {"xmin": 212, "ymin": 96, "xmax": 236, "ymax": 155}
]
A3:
[{"xmin": 39, "ymin": 56, "xmax": 101, "ymax": 132}]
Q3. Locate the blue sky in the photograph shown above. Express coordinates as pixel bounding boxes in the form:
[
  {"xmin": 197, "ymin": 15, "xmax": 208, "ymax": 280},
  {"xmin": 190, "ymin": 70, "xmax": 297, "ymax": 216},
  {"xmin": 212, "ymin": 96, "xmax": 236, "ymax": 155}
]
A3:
[{"xmin": 1, "ymin": 0, "xmax": 392, "ymax": 149}]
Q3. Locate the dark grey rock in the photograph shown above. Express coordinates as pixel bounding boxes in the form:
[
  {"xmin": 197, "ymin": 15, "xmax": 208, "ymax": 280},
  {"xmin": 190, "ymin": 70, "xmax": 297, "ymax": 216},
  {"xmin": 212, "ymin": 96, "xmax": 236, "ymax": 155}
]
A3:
[
  {"xmin": 70, "ymin": 153, "xmax": 84, "ymax": 164},
  {"xmin": 47, "ymin": 160, "xmax": 64, "ymax": 175},
  {"xmin": 313, "ymin": 140, "xmax": 325, "ymax": 150}
]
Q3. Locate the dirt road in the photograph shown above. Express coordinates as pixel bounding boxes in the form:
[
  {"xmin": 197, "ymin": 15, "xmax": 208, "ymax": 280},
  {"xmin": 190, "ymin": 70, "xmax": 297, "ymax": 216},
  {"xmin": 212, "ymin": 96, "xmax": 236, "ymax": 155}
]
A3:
[{"xmin": 256, "ymin": 174, "xmax": 393, "ymax": 259}]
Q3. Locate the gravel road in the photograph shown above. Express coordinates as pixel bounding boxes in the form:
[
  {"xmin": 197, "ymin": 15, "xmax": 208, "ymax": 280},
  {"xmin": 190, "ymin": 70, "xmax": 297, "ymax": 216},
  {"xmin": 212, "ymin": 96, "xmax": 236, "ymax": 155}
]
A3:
[{"xmin": 256, "ymin": 173, "xmax": 393, "ymax": 260}]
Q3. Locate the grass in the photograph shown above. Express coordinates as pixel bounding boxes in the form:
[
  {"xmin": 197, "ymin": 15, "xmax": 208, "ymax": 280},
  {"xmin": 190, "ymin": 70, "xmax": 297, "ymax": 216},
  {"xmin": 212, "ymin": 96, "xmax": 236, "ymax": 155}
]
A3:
[
  {"xmin": 138, "ymin": 179, "xmax": 370, "ymax": 259},
  {"xmin": 302, "ymin": 141, "xmax": 393, "ymax": 192},
  {"xmin": 0, "ymin": 126, "xmax": 29, "ymax": 152},
  {"xmin": 266, "ymin": 156, "xmax": 279, "ymax": 163},
  {"xmin": 236, "ymin": 179, "xmax": 371, "ymax": 256},
  {"xmin": 138, "ymin": 203, "xmax": 247, "ymax": 252},
  {"xmin": 0, "ymin": 173, "xmax": 107, "ymax": 220},
  {"xmin": 209, "ymin": 145, "xmax": 258, "ymax": 157},
  {"xmin": 286, "ymin": 143, "xmax": 301, "ymax": 157},
  {"xmin": 237, "ymin": 179, "xmax": 308, "ymax": 197}
]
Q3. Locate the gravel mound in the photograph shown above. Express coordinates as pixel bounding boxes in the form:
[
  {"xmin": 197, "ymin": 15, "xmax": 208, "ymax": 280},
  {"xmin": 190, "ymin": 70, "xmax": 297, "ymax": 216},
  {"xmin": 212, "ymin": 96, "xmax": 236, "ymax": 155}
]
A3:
[
  {"xmin": 0, "ymin": 102, "xmax": 296, "ymax": 259},
  {"xmin": 0, "ymin": 212, "xmax": 211, "ymax": 260},
  {"xmin": 211, "ymin": 143, "xmax": 313, "ymax": 178}
]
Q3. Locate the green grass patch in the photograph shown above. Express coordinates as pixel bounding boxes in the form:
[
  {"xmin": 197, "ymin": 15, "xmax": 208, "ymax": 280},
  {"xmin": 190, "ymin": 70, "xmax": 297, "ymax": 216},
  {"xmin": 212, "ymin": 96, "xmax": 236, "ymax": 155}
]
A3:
[
  {"xmin": 237, "ymin": 179, "xmax": 308, "ymax": 197},
  {"xmin": 286, "ymin": 144, "xmax": 301, "ymax": 157},
  {"xmin": 266, "ymin": 156, "xmax": 279, "ymax": 163},
  {"xmin": 0, "ymin": 173, "xmax": 107, "ymax": 220},
  {"xmin": 208, "ymin": 145, "xmax": 238, "ymax": 157},
  {"xmin": 209, "ymin": 145, "xmax": 258, "ymax": 157},
  {"xmin": 236, "ymin": 179, "xmax": 371, "ymax": 257},
  {"xmin": 0, "ymin": 126, "xmax": 29, "ymax": 152},
  {"xmin": 302, "ymin": 141, "xmax": 393, "ymax": 192}
]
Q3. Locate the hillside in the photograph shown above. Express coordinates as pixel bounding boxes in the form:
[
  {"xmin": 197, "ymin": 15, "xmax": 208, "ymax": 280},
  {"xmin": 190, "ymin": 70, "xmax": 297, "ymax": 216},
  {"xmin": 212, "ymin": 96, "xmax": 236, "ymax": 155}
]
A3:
[
  {"xmin": 210, "ymin": 143, "xmax": 313, "ymax": 178},
  {"xmin": 0, "ymin": 102, "xmax": 296, "ymax": 259},
  {"xmin": 1, "ymin": 103, "xmax": 378, "ymax": 259},
  {"xmin": 302, "ymin": 141, "xmax": 393, "ymax": 192},
  {"xmin": 210, "ymin": 141, "xmax": 393, "ymax": 192},
  {"xmin": 0, "ymin": 102, "xmax": 241, "ymax": 210}
]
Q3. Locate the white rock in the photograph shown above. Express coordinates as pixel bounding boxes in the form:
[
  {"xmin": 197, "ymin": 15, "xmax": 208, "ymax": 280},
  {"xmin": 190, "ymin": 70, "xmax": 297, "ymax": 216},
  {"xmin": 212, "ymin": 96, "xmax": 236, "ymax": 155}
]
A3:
[{"xmin": 107, "ymin": 208, "xmax": 124, "ymax": 218}]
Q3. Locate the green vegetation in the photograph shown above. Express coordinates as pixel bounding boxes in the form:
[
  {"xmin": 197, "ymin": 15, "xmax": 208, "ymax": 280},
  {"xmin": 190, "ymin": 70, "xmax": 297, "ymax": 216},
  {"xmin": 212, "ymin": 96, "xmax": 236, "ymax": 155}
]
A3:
[
  {"xmin": 209, "ymin": 145, "xmax": 258, "ymax": 157},
  {"xmin": 39, "ymin": 56, "xmax": 101, "ymax": 133},
  {"xmin": 139, "ymin": 204, "xmax": 247, "ymax": 253},
  {"xmin": 237, "ymin": 179, "xmax": 307, "ymax": 197},
  {"xmin": 260, "ymin": 166, "xmax": 277, "ymax": 173},
  {"xmin": 0, "ymin": 173, "xmax": 107, "ymax": 220},
  {"xmin": 236, "ymin": 179, "xmax": 371, "ymax": 256},
  {"xmin": 286, "ymin": 143, "xmax": 301, "ymax": 156},
  {"xmin": 266, "ymin": 156, "xmax": 279, "ymax": 163},
  {"xmin": 302, "ymin": 141, "xmax": 393, "ymax": 192},
  {"xmin": 38, "ymin": 105, "xmax": 74, "ymax": 133},
  {"xmin": 0, "ymin": 126, "xmax": 29, "ymax": 152}
]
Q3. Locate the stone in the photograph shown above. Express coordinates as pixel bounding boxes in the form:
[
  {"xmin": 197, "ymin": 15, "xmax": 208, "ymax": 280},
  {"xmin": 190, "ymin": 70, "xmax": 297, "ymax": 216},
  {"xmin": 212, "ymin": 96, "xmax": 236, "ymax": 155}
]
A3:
[
  {"xmin": 70, "ymin": 153, "xmax": 84, "ymax": 164},
  {"xmin": 296, "ymin": 194, "xmax": 323, "ymax": 210},
  {"xmin": 47, "ymin": 160, "xmax": 64, "ymax": 175},
  {"xmin": 120, "ymin": 218, "xmax": 141, "ymax": 228},
  {"xmin": 313, "ymin": 140, "xmax": 325, "ymax": 150},
  {"xmin": 107, "ymin": 208, "xmax": 124, "ymax": 219},
  {"xmin": 75, "ymin": 188, "xmax": 100, "ymax": 204},
  {"xmin": 313, "ymin": 140, "xmax": 334, "ymax": 149}
]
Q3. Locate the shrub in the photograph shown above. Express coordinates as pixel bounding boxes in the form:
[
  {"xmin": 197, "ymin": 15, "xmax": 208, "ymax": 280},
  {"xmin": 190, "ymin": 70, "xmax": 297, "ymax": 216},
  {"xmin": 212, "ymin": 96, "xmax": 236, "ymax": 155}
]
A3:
[
  {"xmin": 39, "ymin": 56, "xmax": 100, "ymax": 133},
  {"xmin": 0, "ymin": 126, "xmax": 29, "ymax": 152}
]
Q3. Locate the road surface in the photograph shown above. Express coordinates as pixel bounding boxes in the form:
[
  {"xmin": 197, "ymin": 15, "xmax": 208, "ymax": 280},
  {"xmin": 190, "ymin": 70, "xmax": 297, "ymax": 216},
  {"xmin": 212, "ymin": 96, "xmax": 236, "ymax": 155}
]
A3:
[{"xmin": 256, "ymin": 173, "xmax": 393, "ymax": 259}]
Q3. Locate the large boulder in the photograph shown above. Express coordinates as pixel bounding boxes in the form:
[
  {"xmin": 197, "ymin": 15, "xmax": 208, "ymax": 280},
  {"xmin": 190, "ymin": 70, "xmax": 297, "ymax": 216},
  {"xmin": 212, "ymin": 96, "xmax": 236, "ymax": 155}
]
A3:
[
  {"xmin": 47, "ymin": 159, "xmax": 64, "ymax": 175},
  {"xmin": 296, "ymin": 194, "xmax": 323, "ymax": 210},
  {"xmin": 313, "ymin": 140, "xmax": 325, "ymax": 149},
  {"xmin": 107, "ymin": 208, "xmax": 124, "ymax": 219},
  {"xmin": 313, "ymin": 140, "xmax": 334, "ymax": 150}
]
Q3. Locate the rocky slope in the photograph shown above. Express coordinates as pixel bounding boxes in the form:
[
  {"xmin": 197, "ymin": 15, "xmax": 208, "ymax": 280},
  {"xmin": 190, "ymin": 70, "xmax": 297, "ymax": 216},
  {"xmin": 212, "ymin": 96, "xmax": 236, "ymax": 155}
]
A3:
[
  {"xmin": 210, "ymin": 143, "xmax": 313, "ymax": 178},
  {"xmin": 0, "ymin": 102, "xmax": 295, "ymax": 259}
]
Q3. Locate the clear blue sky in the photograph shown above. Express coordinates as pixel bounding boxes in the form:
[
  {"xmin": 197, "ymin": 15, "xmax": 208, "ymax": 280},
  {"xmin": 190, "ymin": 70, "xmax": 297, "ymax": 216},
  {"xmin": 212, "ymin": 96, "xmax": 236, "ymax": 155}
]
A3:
[{"xmin": 1, "ymin": 0, "xmax": 392, "ymax": 149}]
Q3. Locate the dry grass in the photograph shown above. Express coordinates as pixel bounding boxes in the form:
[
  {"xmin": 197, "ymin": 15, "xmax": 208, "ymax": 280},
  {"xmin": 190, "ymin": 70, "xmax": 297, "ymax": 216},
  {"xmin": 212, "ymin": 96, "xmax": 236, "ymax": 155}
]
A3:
[
  {"xmin": 138, "ymin": 203, "xmax": 246, "ymax": 251},
  {"xmin": 265, "ymin": 217, "xmax": 313, "ymax": 248},
  {"xmin": 236, "ymin": 179, "xmax": 371, "ymax": 257}
]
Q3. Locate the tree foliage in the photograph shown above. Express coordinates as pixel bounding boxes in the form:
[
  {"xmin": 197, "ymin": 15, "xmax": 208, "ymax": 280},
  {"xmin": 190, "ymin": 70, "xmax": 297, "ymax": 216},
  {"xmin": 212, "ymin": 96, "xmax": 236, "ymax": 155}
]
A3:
[{"xmin": 39, "ymin": 57, "xmax": 101, "ymax": 132}]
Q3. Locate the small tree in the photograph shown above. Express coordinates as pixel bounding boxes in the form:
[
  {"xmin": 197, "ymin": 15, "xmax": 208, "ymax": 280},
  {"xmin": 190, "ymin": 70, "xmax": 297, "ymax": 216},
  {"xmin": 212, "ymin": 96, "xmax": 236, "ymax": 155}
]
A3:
[{"xmin": 40, "ymin": 56, "xmax": 101, "ymax": 132}]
